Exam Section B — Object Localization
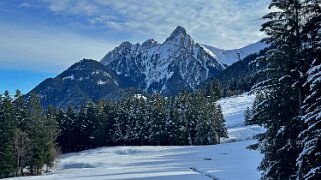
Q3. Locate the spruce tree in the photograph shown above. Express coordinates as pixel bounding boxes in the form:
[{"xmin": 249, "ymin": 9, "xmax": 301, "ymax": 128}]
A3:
[
  {"xmin": 244, "ymin": 107, "xmax": 253, "ymax": 125},
  {"xmin": 296, "ymin": 1, "xmax": 321, "ymax": 179},
  {"xmin": 195, "ymin": 93, "xmax": 209, "ymax": 145},
  {"xmin": 175, "ymin": 92, "xmax": 190, "ymax": 145},
  {"xmin": 164, "ymin": 97, "xmax": 180, "ymax": 145},
  {"xmin": 216, "ymin": 104, "xmax": 228, "ymax": 140},
  {"xmin": 112, "ymin": 101, "xmax": 127, "ymax": 145},
  {"xmin": 43, "ymin": 106, "xmax": 58, "ymax": 171},
  {"xmin": 25, "ymin": 92, "xmax": 46, "ymax": 175},
  {"xmin": 148, "ymin": 93, "xmax": 166, "ymax": 145},
  {"xmin": 77, "ymin": 105, "xmax": 88, "ymax": 151},
  {"xmin": 251, "ymin": 0, "xmax": 306, "ymax": 179},
  {"xmin": 0, "ymin": 91, "xmax": 17, "ymax": 178},
  {"xmin": 103, "ymin": 101, "xmax": 117, "ymax": 146},
  {"xmin": 13, "ymin": 90, "xmax": 29, "ymax": 176},
  {"xmin": 92, "ymin": 101, "xmax": 108, "ymax": 147},
  {"xmin": 85, "ymin": 102, "xmax": 97, "ymax": 149}
]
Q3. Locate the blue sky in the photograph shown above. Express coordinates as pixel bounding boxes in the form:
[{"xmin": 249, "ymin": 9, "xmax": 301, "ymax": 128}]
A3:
[{"xmin": 0, "ymin": 0, "xmax": 269, "ymax": 94}]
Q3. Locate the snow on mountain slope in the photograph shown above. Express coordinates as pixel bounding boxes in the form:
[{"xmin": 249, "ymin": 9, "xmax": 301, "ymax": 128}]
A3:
[
  {"xmin": 9, "ymin": 93, "xmax": 264, "ymax": 180},
  {"xmin": 203, "ymin": 41, "xmax": 268, "ymax": 65},
  {"xmin": 100, "ymin": 26, "xmax": 224, "ymax": 95}
]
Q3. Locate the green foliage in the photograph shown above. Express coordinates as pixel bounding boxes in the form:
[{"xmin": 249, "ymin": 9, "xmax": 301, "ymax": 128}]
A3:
[
  {"xmin": 296, "ymin": 1, "xmax": 321, "ymax": 179},
  {"xmin": 0, "ymin": 90, "xmax": 58, "ymax": 178},
  {"xmin": 251, "ymin": 0, "xmax": 321, "ymax": 179},
  {"xmin": 0, "ymin": 91, "xmax": 17, "ymax": 178}
]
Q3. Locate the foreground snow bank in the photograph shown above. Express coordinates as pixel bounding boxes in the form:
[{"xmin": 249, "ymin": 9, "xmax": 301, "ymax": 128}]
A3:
[{"xmin": 9, "ymin": 141, "xmax": 261, "ymax": 180}]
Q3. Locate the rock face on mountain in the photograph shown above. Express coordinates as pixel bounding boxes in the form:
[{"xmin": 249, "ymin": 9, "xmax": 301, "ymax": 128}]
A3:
[
  {"xmin": 29, "ymin": 59, "xmax": 134, "ymax": 108},
  {"xmin": 100, "ymin": 26, "xmax": 225, "ymax": 95}
]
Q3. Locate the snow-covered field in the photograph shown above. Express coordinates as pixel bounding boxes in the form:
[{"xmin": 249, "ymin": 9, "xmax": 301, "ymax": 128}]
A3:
[{"xmin": 10, "ymin": 93, "xmax": 264, "ymax": 180}]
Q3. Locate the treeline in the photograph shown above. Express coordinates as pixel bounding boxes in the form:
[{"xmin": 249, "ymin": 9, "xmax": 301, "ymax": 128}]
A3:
[
  {"xmin": 0, "ymin": 90, "xmax": 58, "ymax": 178},
  {"xmin": 248, "ymin": 1, "xmax": 321, "ymax": 179},
  {"xmin": 56, "ymin": 91, "xmax": 228, "ymax": 153}
]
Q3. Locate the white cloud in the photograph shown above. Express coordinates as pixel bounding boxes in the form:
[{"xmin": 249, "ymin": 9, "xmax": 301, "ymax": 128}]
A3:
[
  {"xmin": 0, "ymin": 23, "xmax": 116, "ymax": 73},
  {"xmin": 39, "ymin": 0, "xmax": 270, "ymax": 49},
  {"xmin": 19, "ymin": 2, "xmax": 32, "ymax": 8}
]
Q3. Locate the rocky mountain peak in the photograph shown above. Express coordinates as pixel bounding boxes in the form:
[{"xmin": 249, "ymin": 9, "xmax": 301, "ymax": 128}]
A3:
[
  {"xmin": 100, "ymin": 26, "xmax": 224, "ymax": 95},
  {"xmin": 118, "ymin": 41, "xmax": 133, "ymax": 49},
  {"xmin": 164, "ymin": 26, "xmax": 193, "ymax": 49},
  {"xmin": 169, "ymin": 26, "xmax": 187, "ymax": 38}
]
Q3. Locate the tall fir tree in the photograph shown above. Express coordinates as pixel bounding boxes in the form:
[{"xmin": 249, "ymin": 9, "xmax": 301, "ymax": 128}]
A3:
[
  {"xmin": 103, "ymin": 101, "xmax": 117, "ymax": 146},
  {"xmin": 25, "ymin": 92, "xmax": 46, "ymax": 175},
  {"xmin": 148, "ymin": 93, "xmax": 166, "ymax": 145},
  {"xmin": 216, "ymin": 104, "xmax": 228, "ymax": 141},
  {"xmin": 244, "ymin": 107, "xmax": 253, "ymax": 125},
  {"xmin": 85, "ymin": 102, "xmax": 97, "ymax": 149},
  {"xmin": 43, "ymin": 106, "xmax": 59, "ymax": 171},
  {"xmin": 112, "ymin": 100, "xmax": 127, "ymax": 145},
  {"xmin": 92, "ymin": 101, "xmax": 108, "ymax": 147},
  {"xmin": 13, "ymin": 90, "xmax": 30, "ymax": 176},
  {"xmin": 296, "ymin": 0, "xmax": 321, "ymax": 179},
  {"xmin": 250, "ymin": 0, "xmax": 307, "ymax": 179},
  {"xmin": 0, "ymin": 91, "xmax": 17, "ymax": 178}
]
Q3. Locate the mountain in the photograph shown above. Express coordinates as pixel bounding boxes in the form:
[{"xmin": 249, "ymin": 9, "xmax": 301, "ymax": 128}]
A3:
[
  {"xmin": 101, "ymin": 26, "xmax": 225, "ymax": 95},
  {"xmin": 202, "ymin": 41, "xmax": 268, "ymax": 65},
  {"xmin": 28, "ymin": 59, "xmax": 141, "ymax": 109},
  {"xmin": 28, "ymin": 26, "xmax": 269, "ymax": 109}
]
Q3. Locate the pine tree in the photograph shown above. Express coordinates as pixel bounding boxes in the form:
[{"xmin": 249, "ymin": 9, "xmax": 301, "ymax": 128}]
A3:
[
  {"xmin": 56, "ymin": 108, "xmax": 72, "ymax": 153},
  {"xmin": 112, "ymin": 101, "xmax": 127, "ymax": 145},
  {"xmin": 77, "ymin": 105, "xmax": 88, "ymax": 151},
  {"xmin": 103, "ymin": 101, "xmax": 117, "ymax": 146},
  {"xmin": 244, "ymin": 107, "xmax": 253, "ymax": 125},
  {"xmin": 92, "ymin": 101, "xmax": 108, "ymax": 147},
  {"xmin": 216, "ymin": 104, "xmax": 228, "ymax": 140},
  {"xmin": 249, "ymin": 92, "xmax": 265, "ymax": 125},
  {"xmin": 296, "ymin": 1, "xmax": 321, "ymax": 179},
  {"xmin": 13, "ymin": 90, "xmax": 30, "ymax": 176},
  {"xmin": 164, "ymin": 97, "xmax": 180, "ymax": 145},
  {"xmin": 25, "ymin": 92, "xmax": 47, "ymax": 175},
  {"xmin": 195, "ymin": 93, "xmax": 210, "ymax": 145},
  {"xmin": 186, "ymin": 93, "xmax": 199, "ymax": 145},
  {"xmin": 125, "ymin": 97, "xmax": 148, "ymax": 145},
  {"xmin": 85, "ymin": 102, "xmax": 97, "ymax": 149},
  {"xmin": 136, "ymin": 97, "xmax": 149, "ymax": 145},
  {"xmin": 148, "ymin": 93, "xmax": 166, "ymax": 145},
  {"xmin": 251, "ymin": 0, "xmax": 306, "ymax": 179},
  {"xmin": 175, "ymin": 92, "xmax": 190, "ymax": 145},
  {"xmin": 0, "ymin": 91, "xmax": 17, "ymax": 178},
  {"xmin": 43, "ymin": 106, "xmax": 59, "ymax": 171}
]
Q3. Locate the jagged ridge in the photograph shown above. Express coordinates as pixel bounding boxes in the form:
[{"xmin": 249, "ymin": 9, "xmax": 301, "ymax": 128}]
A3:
[{"xmin": 101, "ymin": 26, "xmax": 225, "ymax": 95}]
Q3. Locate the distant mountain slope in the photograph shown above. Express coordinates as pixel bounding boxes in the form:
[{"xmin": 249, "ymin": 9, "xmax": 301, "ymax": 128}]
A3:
[
  {"xmin": 101, "ymin": 26, "xmax": 225, "ymax": 96},
  {"xmin": 203, "ymin": 41, "xmax": 268, "ymax": 65},
  {"xmin": 28, "ymin": 59, "xmax": 140, "ymax": 109},
  {"xmin": 200, "ymin": 47, "xmax": 269, "ymax": 96}
]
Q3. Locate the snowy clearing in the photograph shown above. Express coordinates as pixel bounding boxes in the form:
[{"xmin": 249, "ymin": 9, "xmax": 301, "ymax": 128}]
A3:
[{"xmin": 9, "ymin": 93, "xmax": 264, "ymax": 180}]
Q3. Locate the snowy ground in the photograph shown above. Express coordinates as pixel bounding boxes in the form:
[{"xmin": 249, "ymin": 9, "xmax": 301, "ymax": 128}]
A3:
[
  {"xmin": 218, "ymin": 94, "xmax": 265, "ymax": 143},
  {"xmin": 10, "ymin": 93, "xmax": 264, "ymax": 180}
]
